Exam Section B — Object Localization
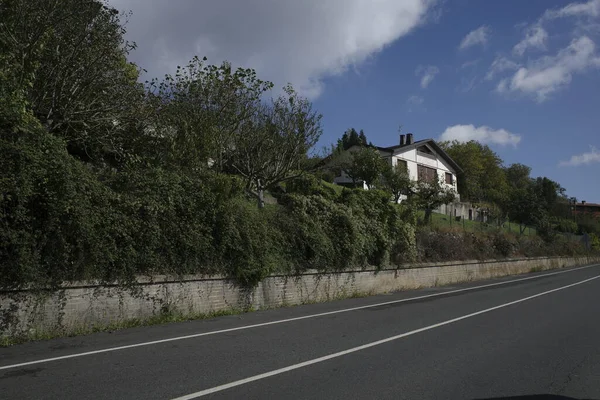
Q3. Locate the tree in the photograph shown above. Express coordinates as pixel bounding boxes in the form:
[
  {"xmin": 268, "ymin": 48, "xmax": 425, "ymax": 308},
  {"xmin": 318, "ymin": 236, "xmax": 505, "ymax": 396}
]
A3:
[
  {"xmin": 0, "ymin": 0, "xmax": 145, "ymax": 163},
  {"xmin": 148, "ymin": 57, "xmax": 272, "ymax": 172},
  {"xmin": 382, "ymin": 163, "xmax": 412, "ymax": 202},
  {"xmin": 534, "ymin": 177, "xmax": 563, "ymax": 212},
  {"xmin": 336, "ymin": 127, "xmax": 369, "ymax": 151},
  {"xmin": 503, "ymin": 164, "xmax": 567, "ymax": 231},
  {"xmin": 343, "ymin": 147, "xmax": 388, "ymax": 189},
  {"xmin": 410, "ymin": 176, "xmax": 456, "ymax": 224},
  {"xmin": 439, "ymin": 140, "xmax": 508, "ymax": 206},
  {"xmin": 358, "ymin": 129, "xmax": 368, "ymax": 146},
  {"xmin": 228, "ymin": 85, "xmax": 323, "ymax": 208},
  {"xmin": 504, "ymin": 163, "xmax": 532, "ymax": 190}
]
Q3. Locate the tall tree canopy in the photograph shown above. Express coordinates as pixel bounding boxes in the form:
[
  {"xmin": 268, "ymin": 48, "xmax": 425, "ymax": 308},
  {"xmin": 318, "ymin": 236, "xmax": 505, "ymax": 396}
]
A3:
[
  {"xmin": 439, "ymin": 140, "xmax": 508, "ymax": 206},
  {"xmin": 226, "ymin": 85, "xmax": 323, "ymax": 207},
  {"xmin": 147, "ymin": 57, "xmax": 273, "ymax": 172},
  {"xmin": 337, "ymin": 128, "xmax": 369, "ymax": 151},
  {"xmin": 0, "ymin": 0, "xmax": 145, "ymax": 163},
  {"xmin": 441, "ymin": 142, "xmax": 574, "ymax": 229},
  {"xmin": 342, "ymin": 147, "xmax": 387, "ymax": 189}
]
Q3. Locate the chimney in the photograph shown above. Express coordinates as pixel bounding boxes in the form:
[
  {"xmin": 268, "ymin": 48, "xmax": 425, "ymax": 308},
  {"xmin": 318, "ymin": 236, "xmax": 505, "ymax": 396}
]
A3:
[
  {"xmin": 406, "ymin": 133, "xmax": 414, "ymax": 145},
  {"xmin": 399, "ymin": 134, "xmax": 406, "ymax": 146}
]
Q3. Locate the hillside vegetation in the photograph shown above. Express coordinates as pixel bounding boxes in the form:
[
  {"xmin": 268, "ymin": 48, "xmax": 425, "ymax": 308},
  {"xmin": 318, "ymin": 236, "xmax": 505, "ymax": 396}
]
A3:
[{"xmin": 1, "ymin": 0, "xmax": 597, "ymax": 291}]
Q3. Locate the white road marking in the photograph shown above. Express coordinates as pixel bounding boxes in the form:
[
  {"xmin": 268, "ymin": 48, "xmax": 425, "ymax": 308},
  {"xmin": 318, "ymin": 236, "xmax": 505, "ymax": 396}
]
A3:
[
  {"xmin": 171, "ymin": 273, "xmax": 600, "ymax": 399},
  {"xmin": 0, "ymin": 263, "xmax": 598, "ymax": 371}
]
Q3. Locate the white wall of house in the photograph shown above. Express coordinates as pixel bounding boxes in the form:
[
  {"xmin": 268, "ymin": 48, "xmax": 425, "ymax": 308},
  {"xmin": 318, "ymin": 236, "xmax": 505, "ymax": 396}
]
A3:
[
  {"xmin": 390, "ymin": 147, "xmax": 458, "ymax": 199},
  {"xmin": 332, "ymin": 142, "xmax": 459, "ymax": 202}
]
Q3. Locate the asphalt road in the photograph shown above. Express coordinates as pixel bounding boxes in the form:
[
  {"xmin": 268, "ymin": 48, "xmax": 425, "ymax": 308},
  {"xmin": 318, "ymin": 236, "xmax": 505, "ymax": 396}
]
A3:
[{"xmin": 2, "ymin": 264, "xmax": 600, "ymax": 400}]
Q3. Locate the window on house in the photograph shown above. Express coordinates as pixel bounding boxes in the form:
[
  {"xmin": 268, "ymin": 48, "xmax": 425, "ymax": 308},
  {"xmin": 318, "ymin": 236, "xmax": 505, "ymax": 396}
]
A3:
[
  {"xmin": 396, "ymin": 159, "xmax": 408, "ymax": 172},
  {"xmin": 417, "ymin": 146, "xmax": 434, "ymax": 155},
  {"xmin": 445, "ymin": 172, "xmax": 453, "ymax": 185},
  {"xmin": 417, "ymin": 165, "xmax": 437, "ymax": 183}
]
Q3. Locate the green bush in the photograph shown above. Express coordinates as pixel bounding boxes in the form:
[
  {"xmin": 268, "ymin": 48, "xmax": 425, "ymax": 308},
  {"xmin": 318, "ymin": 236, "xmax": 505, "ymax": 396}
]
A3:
[
  {"xmin": 1, "ymin": 131, "xmax": 419, "ymax": 289},
  {"xmin": 591, "ymin": 233, "xmax": 600, "ymax": 251},
  {"xmin": 1, "ymin": 131, "xmax": 117, "ymax": 287},
  {"xmin": 212, "ymin": 198, "xmax": 281, "ymax": 285},
  {"xmin": 415, "ymin": 226, "xmax": 590, "ymax": 262},
  {"xmin": 492, "ymin": 232, "xmax": 518, "ymax": 258},
  {"xmin": 339, "ymin": 189, "xmax": 410, "ymax": 266},
  {"xmin": 0, "ymin": 130, "xmax": 263, "ymax": 288},
  {"xmin": 102, "ymin": 168, "xmax": 229, "ymax": 279},
  {"xmin": 10, "ymin": 129, "xmax": 588, "ymax": 291},
  {"xmin": 285, "ymin": 174, "xmax": 339, "ymax": 200},
  {"xmin": 277, "ymin": 189, "xmax": 416, "ymax": 272},
  {"xmin": 277, "ymin": 194, "xmax": 353, "ymax": 270},
  {"xmin": 551, "ymin": 217, "xmax": 578, "ymax": 234}
]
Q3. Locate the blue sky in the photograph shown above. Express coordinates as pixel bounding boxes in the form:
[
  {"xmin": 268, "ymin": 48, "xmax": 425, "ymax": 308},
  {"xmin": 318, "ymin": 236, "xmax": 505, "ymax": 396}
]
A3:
[{"xmin": 113, "ymin": 0, "xmax": 600, "ymax": 201}]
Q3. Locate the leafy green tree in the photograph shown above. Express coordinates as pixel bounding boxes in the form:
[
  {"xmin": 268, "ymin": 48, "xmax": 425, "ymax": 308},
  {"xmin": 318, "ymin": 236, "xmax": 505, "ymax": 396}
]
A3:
[
  {"xmin": 343, "ymin": 147, "xmax": 388, "ymax": 189},
  {"xmin": 439, "ymin": 140, "xmax": 508, "ymax": 206},
  {"xmin": 148, "ymin": 56, "xmax": 273, "ymax": 172},
  {"xmin": 504, "ymin": 163, "xmax": 532, "ymax": 190},
  {"xmin": 533, "ymin": 177, "xmax": 563, "ymax": 212},
  {"xmin": 227, "ymin": 85, "xmax": 323, "ymax": 208},
  {"xmin": 382, "ymin": 163, "xmax": 412, "ymax": 202},
  {"xmin": 410, "ymin": 176, "xmax": 456, "ymax": 224},
  {"xmin": 0, "ymin": 0, "xmax": 145, "ymax": 163},
  {"xmin": 503, "ymin": 164, "xmax": 567, "ymax": 230},
  {"xmin": 508, "ymin": 185, "xmax": 546, "ymax": 229}
]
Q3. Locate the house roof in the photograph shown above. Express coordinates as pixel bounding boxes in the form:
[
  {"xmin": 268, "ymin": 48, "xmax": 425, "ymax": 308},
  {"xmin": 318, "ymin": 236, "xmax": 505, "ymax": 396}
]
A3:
[
  {"xmin": 576, "ymin": 202, "xmax": 600, "ymax": 207},
  {"xmin": 378, "ymin": 139, "xmax": 463, "ymax": 174}
]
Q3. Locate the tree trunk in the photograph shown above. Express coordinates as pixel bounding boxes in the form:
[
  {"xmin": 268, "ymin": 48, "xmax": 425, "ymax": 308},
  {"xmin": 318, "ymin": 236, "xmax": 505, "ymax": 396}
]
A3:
[
  {"xmin": 247, "ymin": 179, "xmax": 266, "ymax": 209},
  {"xmin": 257, "ymin": 179, "xmax": 265, "ymax": 209},
  {"xmin": 424, "ymin": 208, "xmax": 432, "ymax": 224},
  {"xmin": 257, "ymin": 187, "xmax": 265, "ymax": 209}
]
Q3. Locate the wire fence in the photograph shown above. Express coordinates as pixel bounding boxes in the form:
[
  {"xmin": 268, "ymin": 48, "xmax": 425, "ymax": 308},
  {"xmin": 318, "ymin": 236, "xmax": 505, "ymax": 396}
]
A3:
[
  {"xmin": 427, "ymin": 212, "xmax": 591, "ymax": 247},
  {"xmin": 427, "ymin": 212, "xmax": 538, "ymax": 236}
]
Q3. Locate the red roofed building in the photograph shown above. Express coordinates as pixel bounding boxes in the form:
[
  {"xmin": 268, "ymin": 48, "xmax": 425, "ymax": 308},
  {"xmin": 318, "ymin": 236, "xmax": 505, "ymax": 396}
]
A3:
[{"xmin": 573, "ymin": 201, "xmax": 600, "ymax": 217}]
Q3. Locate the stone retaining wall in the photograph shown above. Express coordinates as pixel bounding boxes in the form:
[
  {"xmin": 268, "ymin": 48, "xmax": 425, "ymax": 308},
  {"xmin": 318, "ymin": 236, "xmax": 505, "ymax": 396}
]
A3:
[{"xmin": 2, "ymin": 256, "xmax": 599, "ymax": 337}]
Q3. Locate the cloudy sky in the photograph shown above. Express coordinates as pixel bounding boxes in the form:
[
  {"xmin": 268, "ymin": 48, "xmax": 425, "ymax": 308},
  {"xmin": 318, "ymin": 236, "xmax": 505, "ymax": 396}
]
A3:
[{"xmin": 110, "ymin": 0, "xmax": 600, "ymax": 201}]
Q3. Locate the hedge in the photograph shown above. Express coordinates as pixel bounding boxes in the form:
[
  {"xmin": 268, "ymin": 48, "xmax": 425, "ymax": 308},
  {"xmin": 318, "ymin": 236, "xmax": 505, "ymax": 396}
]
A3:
[{"xmin": 1, "ymin": 132, "xmax": 417, "ymax": 289}]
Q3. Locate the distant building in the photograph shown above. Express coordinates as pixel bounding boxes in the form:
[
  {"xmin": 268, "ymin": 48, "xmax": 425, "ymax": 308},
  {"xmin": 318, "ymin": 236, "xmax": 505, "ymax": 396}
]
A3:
[
  {"xmin": 334, "ymin": 133, "xmax": 462, "ymax": 202},
  {"xmin": 573, "ymin": 201, "xmax": 600, "ymax": 216}
]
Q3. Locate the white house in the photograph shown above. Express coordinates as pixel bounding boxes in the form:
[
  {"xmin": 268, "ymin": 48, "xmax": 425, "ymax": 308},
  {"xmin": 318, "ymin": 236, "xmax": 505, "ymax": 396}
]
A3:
[{"xmin": 334, "ymin": 133, "xmax": 462, "ymax": 202}]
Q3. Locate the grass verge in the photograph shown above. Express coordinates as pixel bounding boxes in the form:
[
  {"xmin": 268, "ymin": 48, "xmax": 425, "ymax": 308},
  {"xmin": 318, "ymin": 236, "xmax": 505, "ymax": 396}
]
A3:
[{"xmin": 0, "ymin": 308, "xmax": 245, "ymax": 348}]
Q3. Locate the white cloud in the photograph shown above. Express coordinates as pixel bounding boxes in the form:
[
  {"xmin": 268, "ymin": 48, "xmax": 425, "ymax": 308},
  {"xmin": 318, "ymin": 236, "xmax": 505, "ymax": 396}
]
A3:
[
  {"xmin": 108, "ymin": 0, "xmax": 435, "ymax": 99},
  {"xmin": 497, "ymin": 36, "xmax": 600, "ymax": 101},
  {"xmin": 485, "ymin": 56, "xmax": 520, "ymax": 80},
  {"xmin": 542, "ymin": 0, "xmax": 600, "ymax": 21},
  {"xmin": 489, "ymin": 0, "xmax": 600, "ymax": 99},
  {"xmin": 407, "ymin": 95, "xmax": 424, "ymax": 105},
  {"xmin": 513, "ymin": 0, "xmax": 600, "ymax": 58},
  {"xmin": 458, "ymin": 76, "xmax": 478, "ymax": 93},
  {"xmin": 407, "ymin": 95, "xmax": 425, "ymax": 112},
  {"xmin": 439, "ymin": 124, "xmax": 522, "ymax": 146},
  {"xmin": 415, "ymin": 65, "xmax": 440, "ymax": 88},
  {"xmin": 459, "ymin": 26, "xmax": 491, "ymax": 50},
  {"xmin": 559, "ymin": 146, "xmax": 600, "ymax": 166},
  {"xmin": 513, "ymin": 25, "xmax": 548, "ymax": 56},
  {"xmin": 460, "ymin": 59, "xmax": 480, "ymax": 69},
  {"xmin": 542, "ymin": 0, "xmax": 600, "ymax": 42}
]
